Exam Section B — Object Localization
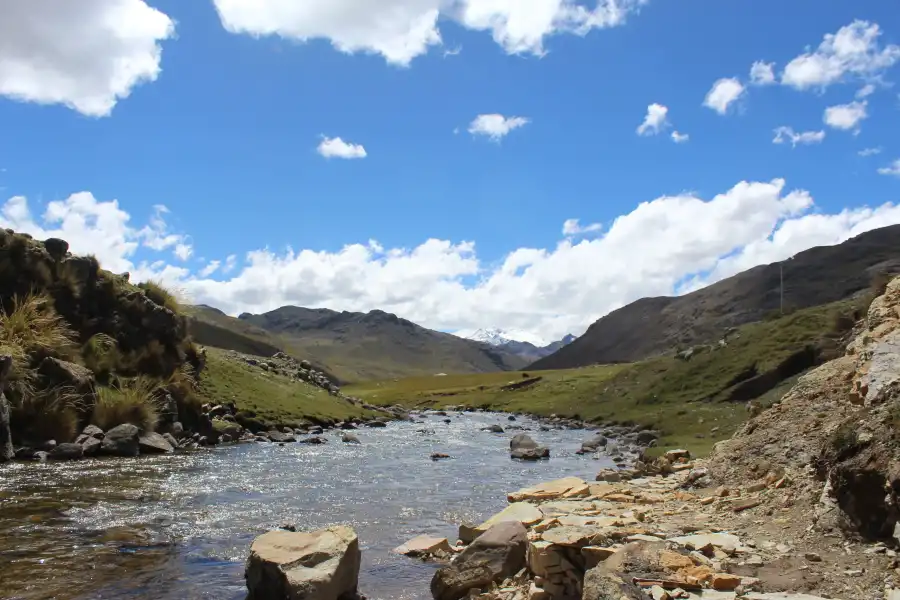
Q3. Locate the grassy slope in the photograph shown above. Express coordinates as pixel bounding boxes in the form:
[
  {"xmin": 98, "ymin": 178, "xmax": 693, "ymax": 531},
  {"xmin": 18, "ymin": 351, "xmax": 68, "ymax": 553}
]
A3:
[
  {"xmin": 347, "ymin": 299, "xmax": 862, "ymax": 456},
  {"xmin": 196, "ymin": 348, "xmax": 378, "ymax": 427}
]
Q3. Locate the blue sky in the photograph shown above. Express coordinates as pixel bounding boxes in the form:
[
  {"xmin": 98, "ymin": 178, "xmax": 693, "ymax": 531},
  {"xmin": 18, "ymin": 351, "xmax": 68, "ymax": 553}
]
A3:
[{"xmin": 0, "ymin": 0, "xmax": 899, "ymax": 342}]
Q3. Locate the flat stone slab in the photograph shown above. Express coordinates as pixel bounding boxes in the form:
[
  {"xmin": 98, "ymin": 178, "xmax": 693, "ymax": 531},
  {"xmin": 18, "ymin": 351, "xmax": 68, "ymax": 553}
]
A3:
[
  {"xmin": 539, "ymin": 525, "xmax": 607, "ymax": 547},
  {"xmin": 668, "ymin": 533, "xmax": 743, "ymax": 553},
  {"xmin": 460, "ymin": 502, "xmax": 543, "ymax": 543},
  {"xmin": 507, "ymin": 477, "xmax": 590, "ymax": 502},
  {"xmin": 745, "ymin": 594, "xmax": 834, "ymax": 600},
  {"xmin": 393, "ymin": 535, "xmax": 452, "ymax": 557}
]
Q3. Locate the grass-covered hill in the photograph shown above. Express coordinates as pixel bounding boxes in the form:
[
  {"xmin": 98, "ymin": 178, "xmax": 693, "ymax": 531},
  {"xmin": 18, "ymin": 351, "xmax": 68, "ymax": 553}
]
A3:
[
  {"xmin": 347, "ymin": 295, "xmax": 868, "ymax": 455},
  {"xmin": 531, "ymin": 224, "xmax": 900, "ymax": 370},
  {"xmin": 189, "ymin": 304, "xmax": 528, "ymax": 383}
]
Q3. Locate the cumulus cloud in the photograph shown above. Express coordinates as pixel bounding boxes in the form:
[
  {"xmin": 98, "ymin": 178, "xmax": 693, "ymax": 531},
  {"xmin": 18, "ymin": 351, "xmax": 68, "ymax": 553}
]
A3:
[
  {"xmin": 0, "ymin": 192, "xmax": 190, "ymax": 275},
  {"xmin": 671, "ymin": 131, "xmax": 689, "ymax": 143},
  {"xmin": 0, "ymin": 0, "xmax": 175, "ymax": 117},
  {"xmin": 636, "ymin": 103, "xmax": 669, "ymax": 136},
  {"xmin": 211, "ymin": 0, "xmax": 647, "ymax": 66},
  {"xmin": 879, "ymin": 159, "xmax": 900, "ymax": 178},
  {"xmin": 317, "ymin": 136, "xmax": 367, "ymax": 159},
  {"xmin": 856, "ymin": 84, "xmax": 876, "ymax": 99},
  {"xmin": 772, "ymin": 126, "xmax": 826, "ymax": 147},
  {"xmin": 781, "ymin": 20, "xmax": 900, "ymax": 90},
  {"xmin": 703, "ymin": 78, "xmax": 745, "ymax": 115},
  {"xmin": 823, "ymin": 100, "xmax": 868, "ymax": 132},
  {"xmin": 749, "ymin": 61, "xmax": 776, "ymax": 85},
  {"xmin": 468, "ymin": 114, "xmax": 529, "ymax": 141},
  {"xmin": 5, "ymin": 180, "xmax": 900, "ymax": 340},
  {"xmin": 562, "ymin": 219, "xmax": 602, "ymax": 236}
]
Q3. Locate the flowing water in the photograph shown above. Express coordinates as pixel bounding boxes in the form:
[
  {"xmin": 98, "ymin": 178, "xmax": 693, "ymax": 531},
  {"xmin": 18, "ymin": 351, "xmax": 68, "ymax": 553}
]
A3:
[{"xmin": 0, "ymin": 412, "xmax": 611, "ymax": 600}]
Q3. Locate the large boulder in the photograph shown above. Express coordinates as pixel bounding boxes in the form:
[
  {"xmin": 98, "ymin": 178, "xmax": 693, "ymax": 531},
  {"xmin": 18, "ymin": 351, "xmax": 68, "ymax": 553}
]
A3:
[
  {"xmin": 431, "ymin": 521, "xmax": 527, "ymax": 600},
  {"xmin": 0, "ymin": 355, "xmax": 13, "ymax": 462},
  {"xmin": 577, "ymin": 434, "xmax": 608, "ymax": 455},
  {"xmin": 245, "ymin": 526, "xmax": 361, "ymax": 600},
  {"xmin": 49, "ymin": 443, "xmax": 84, "ymax": 460},
  {"xmin": 100, "ymin": 424, "xmax": 141, "ymax": 457},
  {"xmin": 510, "ymin": 434, "xmax": 549, "ymax": 460},
  {"xmin": 266, "ymin": 430, "xmax": 296, "ymax": 443},
  {"xmin": 138, "ymin": 432, "xmax": 174, "ymax": 454}
]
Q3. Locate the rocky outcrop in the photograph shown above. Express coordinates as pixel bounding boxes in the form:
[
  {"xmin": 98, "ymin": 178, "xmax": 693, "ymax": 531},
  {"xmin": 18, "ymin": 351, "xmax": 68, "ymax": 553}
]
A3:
[
  {"xmin": 100, "ymin": 423, "xmax": 140, "ymax": 457},
  {"xmin": 245, "ymin": 526, "xmax": 361, "ymax": 600},
  {"xmin": 431, "ymin": 521, "xmax": 527, "ymax": 600},
  {"xmin": 0, "ymin": 355, "xmax": 13, "ymax": 462}
]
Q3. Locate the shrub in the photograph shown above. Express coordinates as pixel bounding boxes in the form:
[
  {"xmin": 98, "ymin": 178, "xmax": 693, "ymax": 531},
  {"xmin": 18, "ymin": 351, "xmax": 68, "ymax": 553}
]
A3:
[
  {"xmin": 0, "ymin": 293, "xmax": 77, "ymax": 362},
  {"xmin": 91, "ymin": 377, "xmax": 162, "ymax": 432},
  {"xmin": 138, "ymin": 280, "xmax": 181, "ymax": 314},
  {"xmin": 9, "ymin": 385, "xmax": 85, "ymax": 443},
  {"xmin": 81, "ymin": 333, "xmax": 120, "ymax": 379}
]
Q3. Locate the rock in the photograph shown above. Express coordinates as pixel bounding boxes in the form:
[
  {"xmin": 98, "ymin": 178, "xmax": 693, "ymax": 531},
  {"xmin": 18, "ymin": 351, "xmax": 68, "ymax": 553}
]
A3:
[
  {"xmin": 710, "ymin": 573, "xmax": 741, "ymax": 591},
  {"xmin": 634, "ymin": 430, "xmax": 660, "ymax": 445},
  {"xmin": 220, "ymin": 434, "xmax": 232, "ymax": 443},
  {"xmin": 82, "ymin": 437, "xmax": 102, "ymax": 456},
  {"xmin": 43, "ymin": 237, "xmax": 69, "ymax": 259},
  {"xmin": 541, "ymin": 525, "xmax": 606, "ymax": 548},
  {"xmin": 300, "ymin": 436, "xmax": 327, "ymax": 445},
  {"xmin": 431, "ymin": 453, "xmax": 451, "ymax": 461},
  {"xmin": 310, "ymin": 426, "xmax": 324, "ymax": 435},
  {"xmin": 266, "ymin": 430, "xmax": 296, "ymax": 443},
  {"xmin": 100, "ymin": 424, "xmax": 141, "ymax": 457},
  {"xmin": 460, "ymin": 502, "xmax": 544, "ymax": 543},
  {"xmin": 37, "ymin": 357, "xmax": 96, "ymax": 402},
  {"xmin": 34, "ymin": 451, "xmax": 49, "ymax": 462},
  {"xmin": 138, "ymin": 432, "xmax": 175, "ymax": 454},
  {"xmin": 508, "ymin": 415, "xmax": 516, "ymax": 421},
  {"xmin": 245, "ymin": 526, "xmax": 361, "ymax": 600},
  {"xmin": 393, "ymin": 535, "xmax": 453, "ymax": 558},
  {"xmin": 581, "ymin": 546, "xmax": 617, "ymax": 569},
  {"xmin": 82, "ymin": 424, "xmax": 105, "ymax": 439},
  {"xmin": 431, "ymin": 521, "xmax": 527, "ymax": 600},
  {"xmin": 41, "ymin": 439, "xmax": 57, "ymax": 451},
  {"xmin": 341, "ymin": 433, "xmax": 361, "ymax": 444},
  {"xmin": 0, "ymin": 355, "xmax": 12, "ymax": 462},
  {"xmin": 484, "ymin": 424, "xmax": 504, "ymax": 433},
  {"xmin": 582, "ymin": 566, "xmax": 645, "ymax": 599},
  {"xmin": 668, "ymin": 533, "xmax": 743, "ymax": 554},
  {"xmin": 578, "ymin": 434, "xmax": 608, "ymax": 454},
  {"xmin": 48, "ymin": 443, "xmax": 84, "ymax": 460},
  {"xmin": 508, "ymin": 477, "xmax": 590, "ymax": 502},
  {"xmin": 162, "ymin": 433, "xmax": 179, "ymax": 448},
  {"xmin": 665, "ymin": 448, "xmax": 691, "ymax": 462},
  {"xmin": 510, "ymin": 434, "xmax": 549, "ymax": 460}
]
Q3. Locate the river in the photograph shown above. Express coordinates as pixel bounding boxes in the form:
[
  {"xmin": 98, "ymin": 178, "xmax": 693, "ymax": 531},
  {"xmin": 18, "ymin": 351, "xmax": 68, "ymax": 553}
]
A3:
[{"xmin": 0, "ymin": 412, "xmax": 609, "ymax": 600}]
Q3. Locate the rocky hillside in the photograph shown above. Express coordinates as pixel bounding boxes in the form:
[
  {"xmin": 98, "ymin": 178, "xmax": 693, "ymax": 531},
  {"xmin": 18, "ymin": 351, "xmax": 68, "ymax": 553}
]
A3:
[
  {"xmin": 232, "ymin": 306, "xmax": 528, "ymax": 383},
  {"xmin": 532, "ymin": 224, "xmax": 900, "ymax": 370}
]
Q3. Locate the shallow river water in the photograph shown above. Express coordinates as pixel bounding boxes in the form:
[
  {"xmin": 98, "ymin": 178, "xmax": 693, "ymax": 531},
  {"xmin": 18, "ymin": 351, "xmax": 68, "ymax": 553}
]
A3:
[{"xmin": 0, "ymin": 412, "xmax": 609, "ymax": 600}]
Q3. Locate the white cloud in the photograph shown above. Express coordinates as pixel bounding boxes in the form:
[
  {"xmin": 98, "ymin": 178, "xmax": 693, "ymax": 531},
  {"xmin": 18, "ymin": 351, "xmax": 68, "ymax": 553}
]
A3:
[
  {"xmin": 823, "ymin": 100, "xmax": 868, "ymax": 131},
  {"xmin": 749, "ymin": 61, "xmax": 776, "ymax": 85},
  {"xmin": 856, "ymin": 83, "xmax": 876, "ymax": 98},
  {"xmin": 703, "ymin": 78, "xmax": 745, "ymax": 115},
  {"xmin": 6, "ymin": 179, "xmax": 900, "ymax": 341},
  {"xmin": 671, "ymin": 131, "xmax": 689, "ymax": 143},
  {"xmin": 0, "ymin": 0, "xmax": 175, "ymax": 117},
  {"xmin": 223, "ymin": 254, "xmax": 238, "ymax": 274},
  {"xmin": 772, "ymin": 126, "xmax": 826, "ymax": 147},
  {"xmin": 317, "ymin": 136, "xmax": 367, "ymax": 159},
  {"xmin": 211, "ymin": 0, "xmax": 646, "ymax": 66},
  {"xmin": 562, "ymin": 219, "xmax": 602, "ymax": 236},
  {"xmin": 468, "ymin": 114, "xmax": 529, "ymax": 141},
  {"xmin": 0, "ymin": 192, "xmax": 189, "ymax": 276},
  {"xmin": 636, "ymin": 103, "xmax": 669, "ymax": 136},
  {"xmin": 200, "ymin": 260, "xmax": 222, "ymax": 277},
  {"xmin": 443, "ymin": 46, "xmax": 462, "ymax": 58},
  {"xmin": 859, "ymin": 147, "xmax": 882, "ymax": 157},
  {"xmin": 781, "ymin": 20, "xmax": 900, "ymax": 90},
  {"xmin": 879, "ymin": 159, "xmax": 900, "ymax": 177}
]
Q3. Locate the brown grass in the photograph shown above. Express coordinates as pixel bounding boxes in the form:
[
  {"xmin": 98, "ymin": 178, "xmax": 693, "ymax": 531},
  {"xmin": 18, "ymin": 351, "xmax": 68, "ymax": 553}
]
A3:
[{"xmin": 91, "ymin": 377, "xmax": 163, "ymax": 432}]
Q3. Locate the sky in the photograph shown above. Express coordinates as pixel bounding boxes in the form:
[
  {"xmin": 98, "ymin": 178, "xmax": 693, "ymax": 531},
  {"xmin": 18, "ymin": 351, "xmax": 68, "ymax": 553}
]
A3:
[{"xmin": 0, "ymin": 0, "xmax": 899, "ymax": 344}]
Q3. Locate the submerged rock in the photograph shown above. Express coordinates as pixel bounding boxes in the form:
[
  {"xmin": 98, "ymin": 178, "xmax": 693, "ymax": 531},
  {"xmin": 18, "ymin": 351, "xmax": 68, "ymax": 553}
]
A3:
[
  {"xmin": 245, "ymin": 526, "xmax": 361, "ymax": 600},
  {"xmin": 49, "ymin": 442, "xmax": 84, "ymax": 460},
  {"xmin": 341, "ymin": 433, "xmax": 361, "ymax": 444},
  {"xmin": 431, "ymin": 521, "xmax": 527, "ymax": 600},
  {"xmin": 100, "ymin": 424, "xmax": 140, "ymax": 457}
]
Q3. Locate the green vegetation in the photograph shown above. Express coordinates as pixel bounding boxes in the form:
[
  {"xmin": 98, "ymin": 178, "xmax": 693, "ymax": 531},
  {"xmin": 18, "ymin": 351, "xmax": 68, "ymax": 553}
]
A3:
[
  {"xmin": 10, "ymin": 386, "xmax": 84, "ymax": 442},
  {"xmin": 91, "ymin": 378, "xmax": 163, "ymax": 432},
  {"xmin": 138, "ymin": 280, "xmax": 182, "ymax": 314},
  {"xmin": 347, "ymin": 298, "xmax": 865, "ymax": 456},
  {"xmin": 196, "ymin": 348, "xmax": 379, "ymax": 428}
]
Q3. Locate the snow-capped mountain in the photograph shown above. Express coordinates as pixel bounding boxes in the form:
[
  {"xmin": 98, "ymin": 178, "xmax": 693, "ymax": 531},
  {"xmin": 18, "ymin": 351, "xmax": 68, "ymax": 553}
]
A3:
[
  {"xmin": 457, "ymin": 328, "xmax": 549, "ymax": 348},
  {"xmin": 455, "ymin": 328, "xmax": 578, "ymax": 361}
]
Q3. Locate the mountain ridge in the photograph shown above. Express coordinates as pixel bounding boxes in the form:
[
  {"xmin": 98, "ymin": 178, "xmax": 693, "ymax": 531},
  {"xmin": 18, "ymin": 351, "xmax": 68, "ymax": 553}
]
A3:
[{"xmin": 530, "ymin": 224, "xmax": 900, "ymax": 370}]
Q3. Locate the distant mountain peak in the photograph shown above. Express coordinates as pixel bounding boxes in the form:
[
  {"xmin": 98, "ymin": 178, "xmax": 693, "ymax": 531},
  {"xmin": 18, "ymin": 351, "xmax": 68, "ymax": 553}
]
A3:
[{"xmin": 458, "ymin": 327, "xmax": 549, "ymax": 348}]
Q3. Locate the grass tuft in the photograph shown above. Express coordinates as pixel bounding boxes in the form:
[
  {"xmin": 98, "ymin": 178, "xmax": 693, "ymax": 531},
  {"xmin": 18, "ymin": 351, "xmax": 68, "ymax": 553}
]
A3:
[
  {"xmin": 0, "ymin": 292, "xmax": 78, "ymax": 362},
  {"xmin": 91, "ymin": 377, "xmax": 163, "ymax": 432},
  {"xmin": 138, "ymin": 280, "xmax": 182, "ymax": 314},
  {"xmin": 9, "ymin": 385, "xmax": 86, "ymax": 443}
]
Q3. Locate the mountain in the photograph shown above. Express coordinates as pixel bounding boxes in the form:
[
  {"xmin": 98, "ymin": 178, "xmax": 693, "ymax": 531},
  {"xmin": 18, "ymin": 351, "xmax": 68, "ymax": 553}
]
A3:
[
  {"xmin": 229, "ymin": 306, "xmax": 527, "ymax": 383},
  {"xmin": 458, "ymin": 328, "xmax": 577, "ymax": 361},
  {"xmin": 531, "ymin": 225, "xmax": 900, "ymax": 371}
]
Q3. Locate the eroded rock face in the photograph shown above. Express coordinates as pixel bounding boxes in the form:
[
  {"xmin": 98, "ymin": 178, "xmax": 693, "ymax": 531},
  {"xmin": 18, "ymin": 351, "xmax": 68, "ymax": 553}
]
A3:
[
  {"xmin": 245, "ymin": 526, "xmax": 361, "ymax": 600},
  {"xmin": 431, "ymin": 521, "xmax": 527, "ymax": 600}
]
